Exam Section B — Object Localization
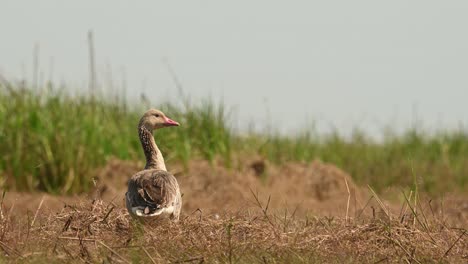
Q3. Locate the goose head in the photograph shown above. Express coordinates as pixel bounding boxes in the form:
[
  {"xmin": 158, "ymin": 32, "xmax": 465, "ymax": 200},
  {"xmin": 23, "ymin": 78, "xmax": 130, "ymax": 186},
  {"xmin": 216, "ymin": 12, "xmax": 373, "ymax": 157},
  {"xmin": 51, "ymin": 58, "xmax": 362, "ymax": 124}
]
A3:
[{"xmin": 139, "ymin": 109, "xmax": 180, "ymax": 131}]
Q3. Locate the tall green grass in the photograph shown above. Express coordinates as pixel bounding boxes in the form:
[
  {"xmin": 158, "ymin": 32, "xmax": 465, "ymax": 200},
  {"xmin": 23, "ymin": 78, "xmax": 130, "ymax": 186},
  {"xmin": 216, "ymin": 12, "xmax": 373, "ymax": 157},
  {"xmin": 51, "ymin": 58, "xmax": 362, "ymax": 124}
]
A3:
[
  {"xmin": 1, "ymin": 81, "xmax": 467, "ymax": 194},
  {"xmin": 0, "ymin": 82, "xmax": 232, "ymax": 193}
]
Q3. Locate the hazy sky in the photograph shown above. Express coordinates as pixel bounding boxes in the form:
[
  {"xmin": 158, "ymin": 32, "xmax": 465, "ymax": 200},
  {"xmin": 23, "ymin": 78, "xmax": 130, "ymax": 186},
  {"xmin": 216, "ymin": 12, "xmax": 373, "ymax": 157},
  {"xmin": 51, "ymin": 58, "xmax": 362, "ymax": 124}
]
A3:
[{"xmin": 1, "ymin": 1, "xmax": 467, "ymax": 137}]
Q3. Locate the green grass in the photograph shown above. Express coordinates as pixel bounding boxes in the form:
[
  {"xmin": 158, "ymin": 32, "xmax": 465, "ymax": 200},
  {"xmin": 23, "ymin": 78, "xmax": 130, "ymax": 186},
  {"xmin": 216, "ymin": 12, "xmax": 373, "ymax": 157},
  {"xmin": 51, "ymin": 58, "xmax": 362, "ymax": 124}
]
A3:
[
  {"xmin": 0, "ymin": 81, "xmax": 467, "ymax": 194},
  {"xmin": 254, "ymin": 129, "xmax": 468, "ymax": 194}
]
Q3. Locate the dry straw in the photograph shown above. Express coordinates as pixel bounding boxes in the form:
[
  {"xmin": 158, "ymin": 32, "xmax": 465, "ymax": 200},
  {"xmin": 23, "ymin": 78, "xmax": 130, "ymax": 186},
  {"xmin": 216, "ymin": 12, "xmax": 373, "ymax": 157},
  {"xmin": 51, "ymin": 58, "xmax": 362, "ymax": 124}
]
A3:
[{"xmin": 0, "ymin": 191, "xmax": 466, "ymax": 263}]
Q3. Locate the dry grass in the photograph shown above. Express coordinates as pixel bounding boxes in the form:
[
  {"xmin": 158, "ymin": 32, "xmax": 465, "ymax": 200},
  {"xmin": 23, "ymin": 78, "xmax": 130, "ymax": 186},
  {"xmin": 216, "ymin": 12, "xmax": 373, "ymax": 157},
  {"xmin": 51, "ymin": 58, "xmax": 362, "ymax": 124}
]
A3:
[
  {"xmin": 0, "ymin": 190, "xmax": 466, "ymax": 263},
  {"xmin": 0, "ymin": 160, "xmax": 466, "ymax": 263}
]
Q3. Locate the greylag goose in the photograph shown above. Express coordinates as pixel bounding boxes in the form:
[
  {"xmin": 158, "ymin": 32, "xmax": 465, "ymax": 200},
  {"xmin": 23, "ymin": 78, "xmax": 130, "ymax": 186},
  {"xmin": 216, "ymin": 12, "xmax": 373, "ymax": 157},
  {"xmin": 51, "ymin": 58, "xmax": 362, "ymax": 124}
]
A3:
[{"xmin": 125, "ymin": 109, "xmax": 182, "ymax": 221}]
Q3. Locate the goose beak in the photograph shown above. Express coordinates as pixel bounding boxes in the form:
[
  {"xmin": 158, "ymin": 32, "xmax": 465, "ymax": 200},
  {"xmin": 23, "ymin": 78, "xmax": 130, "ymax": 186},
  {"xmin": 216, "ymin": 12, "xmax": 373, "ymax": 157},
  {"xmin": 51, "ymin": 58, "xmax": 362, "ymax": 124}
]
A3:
[{"xmin": 164, "ymin": 117, "xmax": 180, "ymax": 127}]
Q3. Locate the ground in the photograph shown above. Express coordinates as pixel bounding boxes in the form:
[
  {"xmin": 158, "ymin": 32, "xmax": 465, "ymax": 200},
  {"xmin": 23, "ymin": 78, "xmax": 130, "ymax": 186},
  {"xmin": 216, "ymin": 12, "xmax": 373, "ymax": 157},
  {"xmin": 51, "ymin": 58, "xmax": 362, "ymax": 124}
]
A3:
[{"xmin": 1, "ymin": 159, "xmax": 467, "ymax": 263}]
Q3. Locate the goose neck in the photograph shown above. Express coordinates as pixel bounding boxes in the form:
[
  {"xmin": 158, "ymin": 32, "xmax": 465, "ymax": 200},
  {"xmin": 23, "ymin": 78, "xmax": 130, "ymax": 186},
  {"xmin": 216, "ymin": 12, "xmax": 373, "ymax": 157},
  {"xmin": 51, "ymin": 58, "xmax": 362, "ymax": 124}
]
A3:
[{"xmin": 138, "ymin": 126, "xmax": 167, "ymax": 171}]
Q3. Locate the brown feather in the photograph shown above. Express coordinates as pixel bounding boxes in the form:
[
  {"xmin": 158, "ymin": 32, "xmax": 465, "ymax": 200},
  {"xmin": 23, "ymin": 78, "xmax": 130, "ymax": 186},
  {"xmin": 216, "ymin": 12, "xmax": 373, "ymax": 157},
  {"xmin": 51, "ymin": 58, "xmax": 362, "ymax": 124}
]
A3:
[{"xmin": 127, "ymin": 169, "xmax": 181, "ymax": 218}]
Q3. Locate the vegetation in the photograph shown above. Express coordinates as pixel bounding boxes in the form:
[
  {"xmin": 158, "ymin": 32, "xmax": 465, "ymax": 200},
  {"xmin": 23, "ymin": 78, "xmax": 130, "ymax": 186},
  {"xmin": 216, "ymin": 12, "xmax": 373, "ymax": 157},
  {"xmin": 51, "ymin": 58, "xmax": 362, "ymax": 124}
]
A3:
[
  {"xmin": 0, "ymin": 192, "xmax": 466, "ymax": 263},
  {"xmin": 1, "ymin": 81, "xmax": 467, "ymax": 194}
]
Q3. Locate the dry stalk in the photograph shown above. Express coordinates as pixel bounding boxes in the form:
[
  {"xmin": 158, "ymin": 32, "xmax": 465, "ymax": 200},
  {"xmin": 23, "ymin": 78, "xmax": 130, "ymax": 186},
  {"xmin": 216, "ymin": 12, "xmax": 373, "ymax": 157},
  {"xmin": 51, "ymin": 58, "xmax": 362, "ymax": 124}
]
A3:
[
  {"xmin": 58, "ymin": 236, "xmax": 96, "ymax": 242},
  {"xmin": 173, "ymin": 256, "xmax": 205, "ymax": 263},
  {"xmin": 356, "ymin": 195, "xmax": 374, "ymax": 219},
  {"xmin": 440, "ymin": 230, "xmax": 466, "ymax": 260},
  {"xmin": 101, "ymin": 205, "xmax": 115, "ymax": 223},
  {"xmin": 226, "ymin": 219, "xmax": 233, "ymax": 264},
  {"xmin": 367, "ymin": 185, "xmax": 390, "ymax": 220},
  {"xmin": 402, "ymin": 192, "xmax": 432, "ymax": 235},
  {"xmin": 142, "ymin": 246, "xmax": 157, "ymax": 264},
  {"xmin": 0, "ymin": 190, "xmax": 5, "ymax": 220},
  {"xmin": 98, "ymin": 240, "xmax": 131, "ymax": 264},
  {"xmin": 344, "ymin": 177, "xmax": 350, "ymax": 225},
  {"xmin": 399, "ymin": 190, "xmax": 412, "ymax": 223},
  {"xmin": 249, "ymin": 189, "xmax": 278, "ymax": 236},
  {"xmin": 384, "ymin": 235, "xmax": 422, "ymax": 264},
  {"xmin": 30, "ymin": 195, "xmax": 45, "ymax": 228},
  {"xmin": 0, "ymin": 240, "xmax": 23, "ymax": 259}
]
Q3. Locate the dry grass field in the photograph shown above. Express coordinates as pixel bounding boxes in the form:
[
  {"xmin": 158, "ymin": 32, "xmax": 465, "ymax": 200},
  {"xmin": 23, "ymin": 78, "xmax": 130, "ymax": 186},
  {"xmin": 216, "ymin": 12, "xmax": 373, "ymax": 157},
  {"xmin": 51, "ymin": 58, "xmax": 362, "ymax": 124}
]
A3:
[{"xmin": 1, "ymin": 160, "xmax": 467, "ymax": 263}]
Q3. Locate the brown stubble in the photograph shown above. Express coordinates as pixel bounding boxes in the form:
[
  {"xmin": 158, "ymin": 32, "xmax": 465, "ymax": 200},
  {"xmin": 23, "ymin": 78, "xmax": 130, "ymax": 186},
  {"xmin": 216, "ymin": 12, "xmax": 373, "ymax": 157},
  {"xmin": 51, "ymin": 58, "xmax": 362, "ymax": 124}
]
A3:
[{"xmin": 0, "ymin": 191, "xmax": 466, "ymax": 263}]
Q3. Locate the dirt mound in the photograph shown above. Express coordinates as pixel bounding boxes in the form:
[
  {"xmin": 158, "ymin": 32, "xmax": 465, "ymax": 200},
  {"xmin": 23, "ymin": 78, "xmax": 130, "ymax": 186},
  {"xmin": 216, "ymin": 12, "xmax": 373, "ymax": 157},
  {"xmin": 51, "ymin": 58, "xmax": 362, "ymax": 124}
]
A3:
[
  {"xmin": 2, "ymin": 158, "xmax": 467, "ymax": 230},
  {"xmin": 2, "ymin": 159, "xmax": 364, "ymax": 217},
  {"xmin": 177, "ymin": 159, "xmax": 366, "ymax": 216},
  {"xmin": 92, "ymin": 158, "xmax": 365, "ymax": 216},
  {"xmin": 91, "ymin": 158, "xmax": 143, "ymax": 199},
  {"xmin": 264, "ymin": 160, "xmax": 366, "ymax": 214}
]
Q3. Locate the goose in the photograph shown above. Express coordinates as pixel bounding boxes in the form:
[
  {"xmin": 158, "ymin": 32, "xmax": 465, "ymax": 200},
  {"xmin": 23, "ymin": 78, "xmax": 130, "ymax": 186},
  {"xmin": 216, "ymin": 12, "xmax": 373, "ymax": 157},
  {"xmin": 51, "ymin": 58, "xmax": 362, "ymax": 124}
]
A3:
[{"xmin": 125, "ymin": 109, "xmax": 182, "ymax": 221}]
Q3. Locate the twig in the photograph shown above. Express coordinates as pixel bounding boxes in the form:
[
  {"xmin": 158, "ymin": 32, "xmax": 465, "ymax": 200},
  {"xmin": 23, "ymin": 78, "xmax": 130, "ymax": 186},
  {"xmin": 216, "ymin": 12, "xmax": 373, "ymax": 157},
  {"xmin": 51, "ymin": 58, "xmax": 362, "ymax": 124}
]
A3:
[
  {"xmin": 384, "ymin": 235, "xmax": 422, "ymax": 264},
  {"xmin": 98, "ymin": 241, "xmax": 131, "ymax": 264},
  {"xmin": 427, "ymin": 199, "xmax": 436, "ymax": 220},
  {"xmin": 101, "ymin": 205, "xmax": 115, "ymax": 223},
  {"xmin": 353, "ymin": 185, "xmax": 358, "ymax": 218},
  {"xmin": 249, "ymin": 189, "xmax": 277, "ymax": 233},
  {"xmin": 61, "ymin": 244, "xmax": 75, "ymax": 259},
  {"xmin": 357, "ymin": 195, "xmax": 374, "ymax": 219},
  {"xmin": 184, "ymin": 208, "xmax": 203, "ymax": 222},
  {"xmin": 0, "ymin": 241, "xmax": 10, "ymax": 256},
  {"xmin": 402, "ymin": 192, "xmax": 430, "ymax": 234},
  {"xmin": 58, "ymin": 236, "xmax": 96, "ymax": 242},
  {"xmin": 399, "ymin": 190, "xmax": 412, "ymax": 222},
  {"xmin": 367, "ymin": 185, "xmax": 390, "ymax": 220},
  {"xmin": 6, "ymin": 201, "xmax": 15, "ymax": 223},
  {"xmin": 373, "ymin": 257, "xmax": 388, "ymax": 263},
  {"xmin": 403, "ymin": 193, "xmax": 437, "ymax": 245},
  {"xmin": 344, "ymin": 177, "xmax": 350, "ymax": 225},
  {"xmin": 415, "ymin": 196, "xmax": 436, "ymax": 245},
  {"xmin": 224, "ymin": 217, "xmax": 236, "ymax": 264},
  {"xmin": 409, "ymin": 162, "xmax": 419, "ymax": 227},
  {"xmin": 281, "ymin": 201, "xmax": 302, "ymax": 232},
  {"xmin": 0, "ymin": 189, "xmax": 5, "ymax": 220},
  {"xmin": 441, "ymin": 230, "xmax": 466, "ymax": 259},
  {"xmin": 142, "ymin": 247, "xmax": 157, "ymax": 264},
  {"xmin": 31, "ymin": 195, "xmax": 45, "ymax": 228},
  {"xmin": 173, "ymin": 256, "xmax": 204, "ymax": 263},
  {"xmin": 0, "ymin": 241, "xmax": 23, "ymax": 258}
]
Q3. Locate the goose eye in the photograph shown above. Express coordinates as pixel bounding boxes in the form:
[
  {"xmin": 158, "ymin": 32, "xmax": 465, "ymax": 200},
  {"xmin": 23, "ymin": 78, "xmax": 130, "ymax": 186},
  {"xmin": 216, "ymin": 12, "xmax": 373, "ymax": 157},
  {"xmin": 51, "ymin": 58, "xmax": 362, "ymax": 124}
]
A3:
[{"xmin": 154, "ymin": 114, "xmax": 160, "ymax": 118}]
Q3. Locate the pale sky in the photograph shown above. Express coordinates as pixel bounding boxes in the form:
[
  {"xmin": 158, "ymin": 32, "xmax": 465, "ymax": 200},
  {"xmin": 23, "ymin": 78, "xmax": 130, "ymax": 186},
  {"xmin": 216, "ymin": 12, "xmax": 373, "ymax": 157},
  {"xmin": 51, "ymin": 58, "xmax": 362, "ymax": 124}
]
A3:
[{"xmin": 1, "ymin": 1, "xmax": 467, "ymax": 137}]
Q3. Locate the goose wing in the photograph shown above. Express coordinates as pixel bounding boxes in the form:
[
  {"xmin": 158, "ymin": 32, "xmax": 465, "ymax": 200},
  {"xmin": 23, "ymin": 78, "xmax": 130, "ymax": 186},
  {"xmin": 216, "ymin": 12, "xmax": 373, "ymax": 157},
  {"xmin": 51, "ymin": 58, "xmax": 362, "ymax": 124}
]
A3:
[{"xmin": 127, "ymin": 169, "xmax": 180, "ymax": 216}]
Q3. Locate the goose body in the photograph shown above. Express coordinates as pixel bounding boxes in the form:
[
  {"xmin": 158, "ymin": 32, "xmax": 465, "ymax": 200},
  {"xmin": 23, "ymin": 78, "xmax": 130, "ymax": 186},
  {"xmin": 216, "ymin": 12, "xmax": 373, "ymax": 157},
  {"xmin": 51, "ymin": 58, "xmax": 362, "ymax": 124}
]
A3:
[
  {"xmin": 125, "ymin": 109, "xmax": 182, "ymax": 221},
  {"xmin": 126, "ymin": 169, "xmax": 181, "ymax": 219}
]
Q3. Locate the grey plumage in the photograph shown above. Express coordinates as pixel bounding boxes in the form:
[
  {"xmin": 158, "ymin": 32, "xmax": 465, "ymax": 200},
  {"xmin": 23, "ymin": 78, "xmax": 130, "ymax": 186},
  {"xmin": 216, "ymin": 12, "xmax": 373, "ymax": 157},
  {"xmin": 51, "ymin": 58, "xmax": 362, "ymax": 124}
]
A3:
[
  {"xmin": 125, "ymin": 109, "xmax": 182, "ymax": 221},
  {"xmin": 126, "ymin": 169, "xmax": 181, "ymax": 220}
]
